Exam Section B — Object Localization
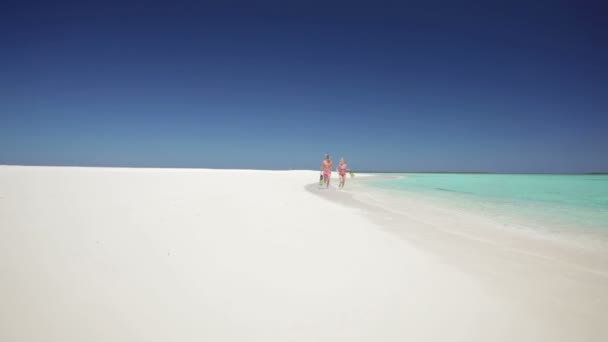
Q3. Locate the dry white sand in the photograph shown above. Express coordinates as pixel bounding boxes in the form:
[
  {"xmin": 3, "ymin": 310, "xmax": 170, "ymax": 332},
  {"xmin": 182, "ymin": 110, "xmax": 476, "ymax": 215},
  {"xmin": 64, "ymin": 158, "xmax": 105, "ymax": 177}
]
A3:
[{"xmin": 0, "ymin": 166, "xmax": 606, "ymax": 341}]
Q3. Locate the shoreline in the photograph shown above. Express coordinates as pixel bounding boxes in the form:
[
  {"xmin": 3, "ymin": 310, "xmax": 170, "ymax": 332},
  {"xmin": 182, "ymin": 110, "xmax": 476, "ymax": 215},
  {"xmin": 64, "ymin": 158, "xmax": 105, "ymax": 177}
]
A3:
[
  {"xmin": 307, "ymin": 177, "xmax": 608, "ymax": 275},
  {"xmin": 352, "ymin": 173, "xmax": 608, "ymax": 250},
  {"xmin": 309, "ymin": 176, "xmax": 608, "ymax": 340}
]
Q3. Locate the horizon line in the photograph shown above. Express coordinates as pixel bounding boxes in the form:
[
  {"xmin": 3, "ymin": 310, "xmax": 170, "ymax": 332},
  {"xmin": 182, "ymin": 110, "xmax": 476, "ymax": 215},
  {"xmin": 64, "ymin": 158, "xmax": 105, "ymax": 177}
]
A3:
[{"xmin": 1, "ymin": 164, "xmax": 606, "ymax": 175}]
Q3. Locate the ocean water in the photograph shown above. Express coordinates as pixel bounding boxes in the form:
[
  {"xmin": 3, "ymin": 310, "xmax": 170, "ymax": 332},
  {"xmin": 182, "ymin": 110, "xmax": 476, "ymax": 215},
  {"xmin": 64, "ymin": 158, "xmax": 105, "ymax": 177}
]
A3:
[{"xmin": 367, "ymin": 173, "xmax": 608, "ymax": 239}]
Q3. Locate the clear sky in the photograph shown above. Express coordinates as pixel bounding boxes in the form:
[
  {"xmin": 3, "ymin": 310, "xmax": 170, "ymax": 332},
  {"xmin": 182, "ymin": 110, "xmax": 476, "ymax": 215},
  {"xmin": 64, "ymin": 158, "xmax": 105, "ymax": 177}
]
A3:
[{"xmin": 1, "ymin": 0, "xmax": 607, "ymax": 172}]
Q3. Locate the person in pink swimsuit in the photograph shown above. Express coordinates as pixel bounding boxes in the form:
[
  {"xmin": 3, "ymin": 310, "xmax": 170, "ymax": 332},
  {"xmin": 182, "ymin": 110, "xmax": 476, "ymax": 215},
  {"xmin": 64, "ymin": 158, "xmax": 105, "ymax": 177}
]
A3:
[
  {"xmin": 320, "ymin": 154, "xmax": 333, "ymax": 188},
  {"xmin": 337, "ymin": 157, "xmax": 350, "ymax": 189}
]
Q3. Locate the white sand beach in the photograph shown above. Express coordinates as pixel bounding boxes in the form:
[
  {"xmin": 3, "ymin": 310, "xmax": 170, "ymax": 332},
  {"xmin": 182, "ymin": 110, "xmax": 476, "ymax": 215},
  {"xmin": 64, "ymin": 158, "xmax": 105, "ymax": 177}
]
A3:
[{"xmin": 1, "ymin": 166, "xmax": 607, "ymax": 341}]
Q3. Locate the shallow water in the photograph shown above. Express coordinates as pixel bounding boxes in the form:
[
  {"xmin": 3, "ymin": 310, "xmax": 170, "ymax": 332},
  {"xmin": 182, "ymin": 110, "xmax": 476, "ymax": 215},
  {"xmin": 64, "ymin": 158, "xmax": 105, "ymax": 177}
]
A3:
[{"xmin": 367, "ymin": 174, "xmax": 608, "ymax": 241}]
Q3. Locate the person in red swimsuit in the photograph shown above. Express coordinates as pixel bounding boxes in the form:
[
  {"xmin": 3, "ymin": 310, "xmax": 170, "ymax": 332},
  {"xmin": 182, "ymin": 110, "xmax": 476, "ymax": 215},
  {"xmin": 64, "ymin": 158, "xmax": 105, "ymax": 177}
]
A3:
[
  {"xmin": 337, "ymin": 157, "xmax": 350, "ymax": 189},
  {"xmin": 320, "ymin": 154, "xmax": 333, "ymax": 189}
]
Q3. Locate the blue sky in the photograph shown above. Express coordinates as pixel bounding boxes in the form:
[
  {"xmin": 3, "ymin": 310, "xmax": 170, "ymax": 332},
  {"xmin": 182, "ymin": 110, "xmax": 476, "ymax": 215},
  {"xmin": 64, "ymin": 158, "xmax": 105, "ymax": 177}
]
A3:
[{"xmin": 1, "ymin": 1, "xmax": 607, "ymax": 172}]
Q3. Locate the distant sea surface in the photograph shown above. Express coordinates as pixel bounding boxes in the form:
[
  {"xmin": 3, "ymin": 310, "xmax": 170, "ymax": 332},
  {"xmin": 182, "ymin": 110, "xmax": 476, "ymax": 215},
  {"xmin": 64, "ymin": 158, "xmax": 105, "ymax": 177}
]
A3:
[{"xmin": 367, "ymin": 174, "xmax": 608, "ymax": 244}]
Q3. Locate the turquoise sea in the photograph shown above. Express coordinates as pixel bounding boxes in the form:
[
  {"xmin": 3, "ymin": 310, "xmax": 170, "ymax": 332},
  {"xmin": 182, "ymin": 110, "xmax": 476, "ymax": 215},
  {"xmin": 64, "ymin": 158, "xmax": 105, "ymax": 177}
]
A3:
[{"xmin": 367, "ymin": 174, "xmax": 608, "ymax": 239}]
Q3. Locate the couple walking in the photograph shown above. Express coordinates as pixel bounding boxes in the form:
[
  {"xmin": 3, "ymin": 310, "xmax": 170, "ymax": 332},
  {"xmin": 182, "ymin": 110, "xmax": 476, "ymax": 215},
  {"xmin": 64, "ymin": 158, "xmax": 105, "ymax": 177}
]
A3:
[{"xmin": 320, "ymin": 154, "xmax": 350, "ymax": 189}]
